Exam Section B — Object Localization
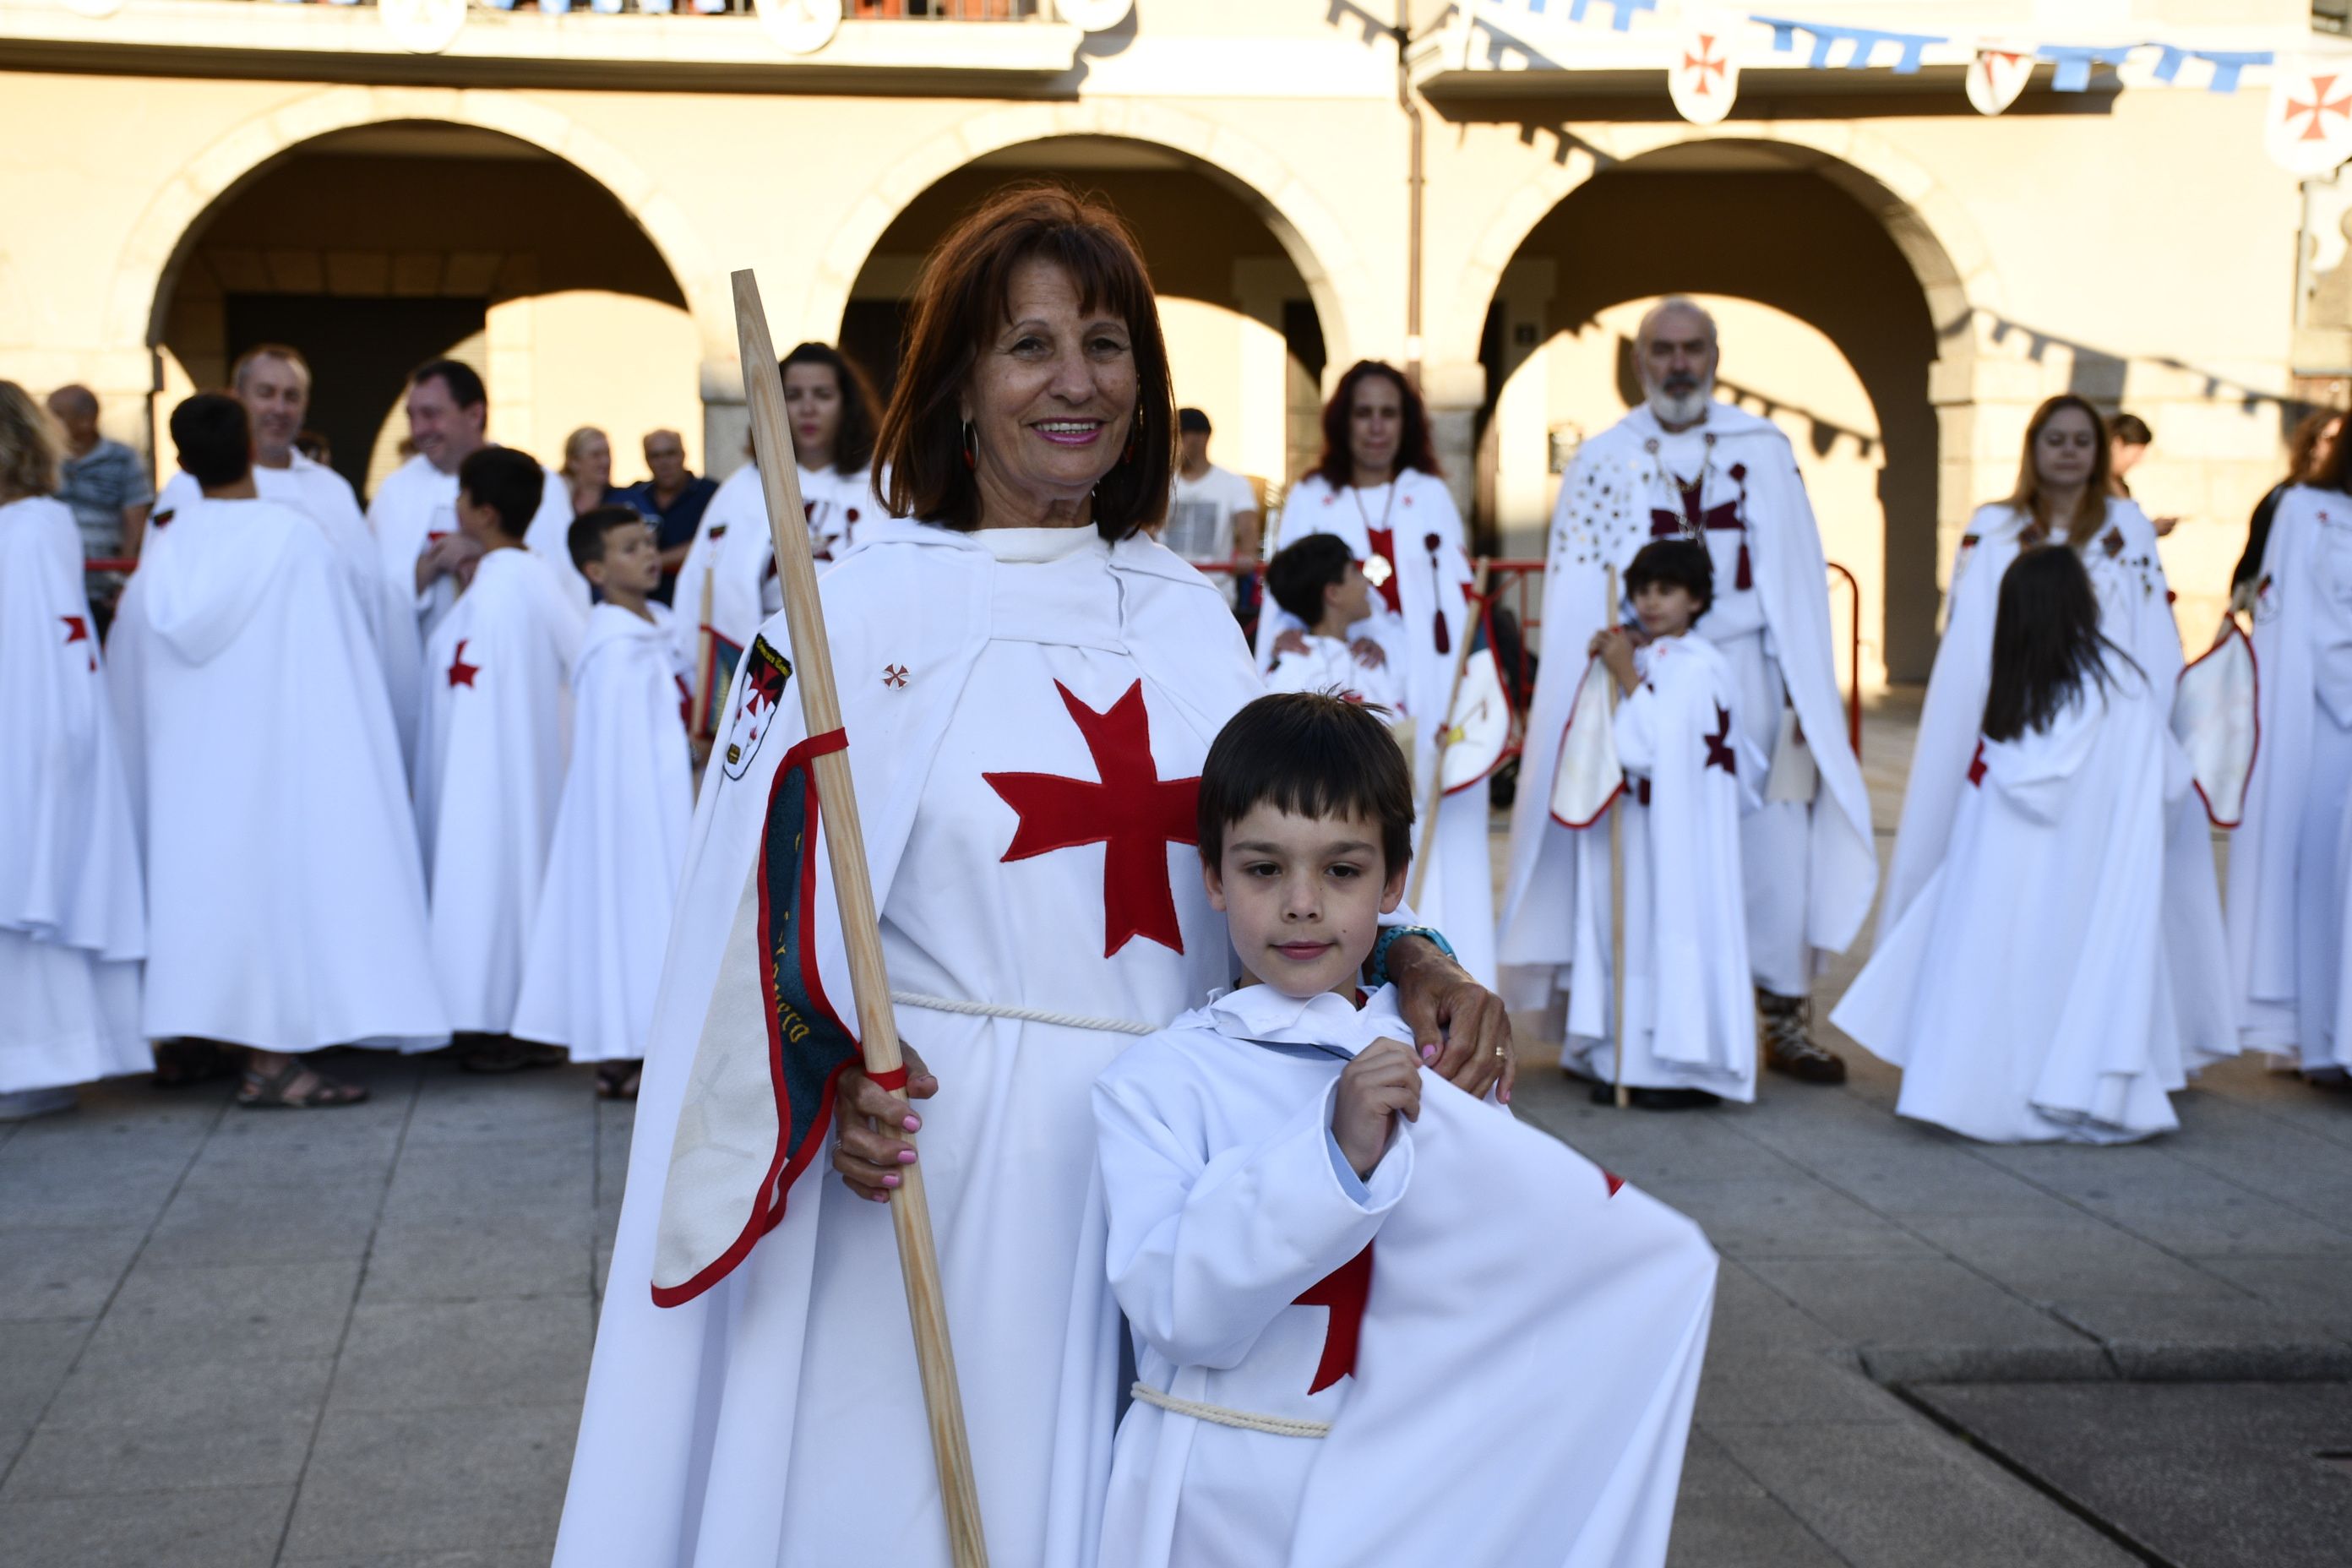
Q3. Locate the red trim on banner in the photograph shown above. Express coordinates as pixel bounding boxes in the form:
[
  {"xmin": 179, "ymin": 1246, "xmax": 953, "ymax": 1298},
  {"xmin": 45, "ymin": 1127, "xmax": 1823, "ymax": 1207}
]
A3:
[{"xmin": 2180, "ymin": 616, "xmax": 2260, "ymax": 830}]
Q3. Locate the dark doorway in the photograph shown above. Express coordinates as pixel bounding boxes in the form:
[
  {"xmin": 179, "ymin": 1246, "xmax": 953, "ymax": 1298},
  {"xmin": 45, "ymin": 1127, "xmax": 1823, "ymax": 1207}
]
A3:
[{"xmin": 224, "ymin": 294, "xmax": 487, "ymax": 503}]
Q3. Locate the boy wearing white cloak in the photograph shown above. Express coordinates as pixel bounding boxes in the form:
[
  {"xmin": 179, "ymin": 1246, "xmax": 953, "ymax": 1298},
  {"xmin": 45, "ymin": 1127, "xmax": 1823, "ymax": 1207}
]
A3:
[
  {"xmin": 413, "ymin": 445, "xmax": 585, "ymax": 1072},
  {"xmin": 1838, "ymin": 547, "xmax": 2205, "ymax": 1142},
  {"xmin": 128, "ymin": 394, "xmax": 446, "ymax": 1107},
  {"xmin": 0, "ymin": 381, "xmax": 144, "ymax": 1117},
  {"xmin": 1097, "ymin": 692, "xmax": 1716, "ymax": 1568},
  {"xmin": 1571, "ymin": 540, "xmax": 1760, "ymax": 1108},
  {"xmin": 1260, "ymin": 533, "xmax": 1402, "ymax": 713},
  {"xmin": 510, "ymin": 508, "xmax": 694, "ymax": 1098}
]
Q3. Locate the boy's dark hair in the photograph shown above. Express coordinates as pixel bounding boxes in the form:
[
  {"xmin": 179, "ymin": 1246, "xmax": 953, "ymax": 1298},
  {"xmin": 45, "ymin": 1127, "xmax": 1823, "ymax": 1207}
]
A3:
[
  {"xmin": 1624, "ymin": 538, "xmax": 1713, "ymax": 618},
  {"xmin": 169, "ymin": 392, "xmax": 253, "ymax": 489},
  {"xmin": 568, "ymin": 504, "xmax": 645, "ymax": 572},
  {"xmin": 458, "ymin": 446, "xmax": 544, "ymax": 542},
  {"xmin": 1266, "ymin": 534, "xmax": 1355, "ymax": 627},
  {"xmin": 1198, "ymin": 693, "xmax": 1414, "ymax": 877},
  {"xmin": 411, "ymin": 357, "xmax": 487, "ymax": 411},
  {"xmin": 1982, "ymin": 545, "xmax": 2139, "ymax": 743}
]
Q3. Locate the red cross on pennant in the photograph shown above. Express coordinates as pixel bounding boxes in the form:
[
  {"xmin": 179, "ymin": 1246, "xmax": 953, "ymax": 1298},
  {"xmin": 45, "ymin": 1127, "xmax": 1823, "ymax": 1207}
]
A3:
[
  {"xmin": 1683, "ymin": 32, "xmax": 1726, "ymax": 94},
  {"xmin": 2289, "ymin": 74, "xmax": 2352, "ymax": 141},
  {"xmin": 984, "ymin": 680, "xmax": 1199, "ymax": 957}
]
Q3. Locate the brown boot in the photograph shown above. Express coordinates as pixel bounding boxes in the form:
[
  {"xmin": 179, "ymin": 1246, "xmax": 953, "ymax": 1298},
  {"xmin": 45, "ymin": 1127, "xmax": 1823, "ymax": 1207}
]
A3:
[{"xmin": 1759, "ymin": 990, "xmax": 1846, "ymax": 1084}]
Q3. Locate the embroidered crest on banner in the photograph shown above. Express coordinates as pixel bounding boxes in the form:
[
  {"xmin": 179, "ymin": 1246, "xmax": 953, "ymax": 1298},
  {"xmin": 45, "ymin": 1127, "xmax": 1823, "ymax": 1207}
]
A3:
[{"xmin": 722, "ymin": 634, "xmax": 793, "ymax": 781}]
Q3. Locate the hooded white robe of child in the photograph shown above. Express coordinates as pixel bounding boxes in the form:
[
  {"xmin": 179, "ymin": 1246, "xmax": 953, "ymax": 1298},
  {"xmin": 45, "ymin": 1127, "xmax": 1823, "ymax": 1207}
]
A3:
[
  {"xmin": 509, "ymin": 602, "xmax": 694, "ymax": 1064},
  {"xmin": 0, "ymin": 495, "xmax": 144, "ymax": 1092},
  {"xmin": 1556, "ymin": 635, "xmax": 1761, "ymax": 1099},
  {"xmin": 1885, "ymin": 501, "xmax": 2236, "ymax": 1067},
  {"xmin": 554, "ymin": 521, "xmax": 1271, "ymax": 1568},
  {"xmin": 413, "ymin": 547, "xmax": 584, "ymax": 1036},
  {"xmin": 1260, "ymin": 630, "xmax": 1403, "ymax": 712},
  {"xmin": 1095, "ymin": 983, "xmax": 1717, "ymax": 1568},
  {"xmin": 1498, "ymin": 402, "xmax": 1873, "ymax": 1010},
  {"xmin": 1255, "ymin": 468, "xmax": 1494, "ymax": 985},
  {"xmin": 1837, "ymin": 658, "xmax": 2203, "ymax": 1142},
  {"xmin": 128, "ymin": 495, "xmax": 445, "ymax": 1051},
  {"xmin": 368, "ymin": 452, "xmax": 585, "ymax": 665}
]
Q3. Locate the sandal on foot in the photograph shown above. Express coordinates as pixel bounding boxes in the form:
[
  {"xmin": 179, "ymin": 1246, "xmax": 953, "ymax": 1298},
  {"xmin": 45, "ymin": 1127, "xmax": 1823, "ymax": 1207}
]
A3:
[
  {"xmin": 237, "ymin": 1059, "xmax": 369, "ymax": 1109},
  {"xmin": 595, "ymin": 1060, "xmax": 642, "ymax": 1101}
]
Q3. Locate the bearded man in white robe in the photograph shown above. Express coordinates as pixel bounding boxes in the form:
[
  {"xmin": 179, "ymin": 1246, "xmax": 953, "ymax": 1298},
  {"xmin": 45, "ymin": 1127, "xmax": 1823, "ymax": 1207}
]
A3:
[{"xmin": 1499, "ymin": 298, "xmax": 1876, "ymax": 1082}]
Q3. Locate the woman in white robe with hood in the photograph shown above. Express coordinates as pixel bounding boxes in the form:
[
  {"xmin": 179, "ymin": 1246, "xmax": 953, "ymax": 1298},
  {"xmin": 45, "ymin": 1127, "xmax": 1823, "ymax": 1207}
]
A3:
[
  {"xmin": 1881, "ymin": 395, "xmax": 2235, "ymax": 1072},
  {"xmin": 0, "ymin": 382, "xmax": 144, "ymax": 1117},
  {"xmin": 1255, "ymin": 362, "xmax": 1495, "ymax": 984},
  {"xmin": 1839, "ymin": 546, "xmax": 2203, "ymax": 1142},
  {"xmin": 553, "ymin": 186, "xmax": 1512, "ymax": 1568}
]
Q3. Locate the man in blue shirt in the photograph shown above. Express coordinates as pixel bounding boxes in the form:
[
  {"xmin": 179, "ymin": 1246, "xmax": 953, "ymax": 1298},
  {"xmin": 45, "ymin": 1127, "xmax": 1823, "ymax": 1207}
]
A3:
[{"xmin": 618, "ymin": 428, "xmax": 716, "ymax": 606}]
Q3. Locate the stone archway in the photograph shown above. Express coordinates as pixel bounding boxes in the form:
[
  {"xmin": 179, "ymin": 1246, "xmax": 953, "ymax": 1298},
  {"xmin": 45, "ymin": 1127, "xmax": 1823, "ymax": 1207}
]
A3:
[{"xmin": 800, "ymin": 101, "xmax": 1374, "ymax": 380}]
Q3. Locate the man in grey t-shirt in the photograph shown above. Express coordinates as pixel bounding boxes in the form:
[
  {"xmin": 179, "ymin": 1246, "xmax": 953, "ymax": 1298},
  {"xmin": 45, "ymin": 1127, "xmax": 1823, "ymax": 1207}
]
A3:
[{"xmin": 48, "ymin": 384, "xmax": 153, "ymax": 565}]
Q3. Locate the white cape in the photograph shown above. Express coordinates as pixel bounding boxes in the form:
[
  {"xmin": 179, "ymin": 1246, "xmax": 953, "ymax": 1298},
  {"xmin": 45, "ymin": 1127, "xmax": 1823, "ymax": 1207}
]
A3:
[
  {"xmin": 368, "ymin": 453, "xmax": 586, "ymax": 682},
  {"xmin": 510, "ymin": 602, "xmax": 693, "ymax": 1064},
  {"xmin": 1255, "ymin": 468, "xmax": 1494, "ymax": 983},
  {"xmin": 556, "ymin": 522, "xmax": 1268, "ymax": 1568},
  {"xmin": 0, "ymin": 496, "xmax": 144, "ymax": 1092},
  {"xmin": 1095, "ymin": 982, "xmax": 1716, "ymax": 1568},
  {"xmin": 1837, "ymin": 664, "xmax": 2218, "ymax": 1141},
  {"xmin": 123, "ymin": 495, "xmax": 445, "ymax": 1051},
  {"xmin": 1497, "ymin": 402, "xmax": 1873, "ymax": 1009},
  {"xmin": 413, "ymin": 547, "xmax": 583, "ymax": 1036}
]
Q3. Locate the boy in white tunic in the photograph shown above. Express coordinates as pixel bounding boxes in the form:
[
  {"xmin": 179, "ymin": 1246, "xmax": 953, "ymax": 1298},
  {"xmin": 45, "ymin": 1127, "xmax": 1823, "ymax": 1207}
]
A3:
[
  {"xmin": 414, "ymin": 446, "xmax": 585, "ymax": 1073},
  {"xmin": 510, "ymin": 509, "xmax": 694, "ymax": 1099},
  {"xmin": 1096, "ymin": 693, "xmax": 1717, "ymax": 1568},
  {"xmin": 1260, "ymin": 533, "xmax": 1402, "ymax": 713},
  {"xmin": 1573, "ymin": 540, "xmax": 1759, "ymax": 1109}
]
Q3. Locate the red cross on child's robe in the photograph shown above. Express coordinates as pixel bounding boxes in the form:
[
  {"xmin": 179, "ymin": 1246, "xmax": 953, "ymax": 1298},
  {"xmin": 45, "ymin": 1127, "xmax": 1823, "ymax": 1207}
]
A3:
[
  {"xmin": 445, "ymin": 638, "xmax": 480, "ymax": 689},
  {"xmin": 984, "ymin": 680, "xmax": 1200, "ymax": 957},
  {"xmin": 1293, "ymin": 1243, "xmax": 1374, "ymax": 1394},
  {"xmin": 1703, "ymin": 703, "xmax": 1739, "ymax": 775}
]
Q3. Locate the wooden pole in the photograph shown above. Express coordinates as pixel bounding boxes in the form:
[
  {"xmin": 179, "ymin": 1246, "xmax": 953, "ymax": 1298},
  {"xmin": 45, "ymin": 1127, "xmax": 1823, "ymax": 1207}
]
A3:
[
  {"xmin": 691, "ymin": 558, "xmax": 716, "ymax": 743},
  {"xmin": 1607, "ymin": 565, "xmax": 1630, "ymax": 1110},
  {"xmin": 732, "ymin": 271, "xmax": 989, "ymax": 1568},
  {"xmin": 1407, "ymin": 557, "xmax": 1492, "ymax": 911}
]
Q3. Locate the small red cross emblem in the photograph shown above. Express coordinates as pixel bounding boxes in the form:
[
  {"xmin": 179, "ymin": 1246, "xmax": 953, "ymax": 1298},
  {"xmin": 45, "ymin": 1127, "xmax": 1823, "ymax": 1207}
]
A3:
[
  {"xmin": 883, "ymin": 664, "xmax": 908, "ymax": 689},
  {"xmin": 1293, "ymin": 1244, "xmax": 1373, "ymax": 1394},
  {"xmin": 1703, "ymin": 703, "xmax": 1738, "ymax": 775},
  {"xmin": 984, "ymin": 680, "xmax": 1200, "ymax": 957},
  {"xmin": 1967, "ymin": 738, "xmax": 1987, "ymax": 788},
  {"xmin": 60, "ymin": 615, "xmax": 88, "ymax": 645},
  {"xmin": 2289, "ymin": 74, "xmax": 2352, "ymax": 141},
  {"xmin": 446, "ymin": 638, "xmax": 479, "ymax": 689},
  {"xmin": 1683, "ymin": 32, "xmax": 1726, "ymax": 94},
  {"xmin": 1974, "ymin": 50, "xmax": 2021, "ymax": 88}
]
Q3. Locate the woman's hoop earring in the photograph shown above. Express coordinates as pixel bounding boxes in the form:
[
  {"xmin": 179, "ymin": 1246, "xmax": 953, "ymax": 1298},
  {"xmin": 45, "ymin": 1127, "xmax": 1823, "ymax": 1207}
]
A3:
[{"xmin": 961, "ymin": 420, "xmax": 977, "ymax": 471}]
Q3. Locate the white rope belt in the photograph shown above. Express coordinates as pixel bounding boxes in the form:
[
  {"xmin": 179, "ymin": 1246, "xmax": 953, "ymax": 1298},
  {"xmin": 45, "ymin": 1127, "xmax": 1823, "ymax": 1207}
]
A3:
[
  {"xmin": 1129, "ymin": 1382, "xmax": 1331, "ymax": 1439},
  {"xmin": 890, "ymin": 992, "xmax": 1157, "ymax": 1037}
]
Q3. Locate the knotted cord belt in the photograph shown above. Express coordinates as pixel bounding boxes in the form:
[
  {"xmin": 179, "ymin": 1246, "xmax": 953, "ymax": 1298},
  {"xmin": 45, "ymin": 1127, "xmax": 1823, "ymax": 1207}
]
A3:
[
  {"xmin": 890, "ymin": 992, "xmax": 1157, "ymax": 1037},
  {"xmin": 1129, "ymin": 1382, "xmax": 1331, "ymax": 1439}
]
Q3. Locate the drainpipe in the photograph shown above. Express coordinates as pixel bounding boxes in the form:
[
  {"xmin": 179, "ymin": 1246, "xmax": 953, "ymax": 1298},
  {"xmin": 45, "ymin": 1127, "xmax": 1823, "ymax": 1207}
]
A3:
[{"xmin": 1396, "ymin": 3, "xmax": 1424, "ymax": 389}]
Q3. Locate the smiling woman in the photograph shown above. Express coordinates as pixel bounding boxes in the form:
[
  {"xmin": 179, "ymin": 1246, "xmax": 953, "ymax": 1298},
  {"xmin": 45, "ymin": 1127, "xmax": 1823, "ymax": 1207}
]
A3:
[{"xmin": 554, "ymin": 181, "xmax": 1514, "ymax": 1568}]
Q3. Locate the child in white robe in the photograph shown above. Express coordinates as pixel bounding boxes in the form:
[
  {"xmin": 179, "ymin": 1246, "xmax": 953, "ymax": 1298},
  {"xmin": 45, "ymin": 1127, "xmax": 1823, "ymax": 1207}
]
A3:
[
  {"xmin": 1835, "ymin": 547, "xmax": 2202, "ymax": 1142},
  {"xmin": 414, "ymin": 446, "xmax": 585, "ymax": 1073},
  {"xmin": 1095, "ymin": 692, "xmax": 1717, "ymax": 1568},
  {"xmin": 510, "ymin": 509, "xmax": 694, "ymax": 1099},
  {"xmin": 1259, "ymin": 533, "xmax": 1402, "ymax": 714},
  {"xmin": 1571, "ymin": 539, "xmax": 1761, "ymax": 1109}
]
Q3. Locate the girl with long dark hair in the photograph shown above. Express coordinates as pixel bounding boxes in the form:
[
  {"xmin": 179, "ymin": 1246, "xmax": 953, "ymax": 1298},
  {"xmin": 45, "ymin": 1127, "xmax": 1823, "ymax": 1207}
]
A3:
[{"xmin": 1837, "ymin": 547, "xmax": 2219, "ymax": 1141}]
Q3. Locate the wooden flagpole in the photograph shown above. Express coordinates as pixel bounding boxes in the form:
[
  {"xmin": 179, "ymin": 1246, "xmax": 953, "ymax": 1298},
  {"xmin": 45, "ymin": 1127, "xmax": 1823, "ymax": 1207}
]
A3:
[
  {"xmin": 691, "ymin": 561, "xmax": 717, "ymax": 743},
  {"xmin": 1606, "ymin": 565, "xmax": 1631, "ymax": 1110},
  {"xmin": 732, "ymin": 271, "xmax": 989, "ymax": 1568},
  {"xmin": 1407, "ymin": 557, "xmax": 1492, "ymax": 911}
]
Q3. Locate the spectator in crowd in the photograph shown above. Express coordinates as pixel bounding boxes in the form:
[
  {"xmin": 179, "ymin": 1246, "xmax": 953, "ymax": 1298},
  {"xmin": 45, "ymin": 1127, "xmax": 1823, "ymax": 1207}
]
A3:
[
  {"xmin": 2234, "ymin": 406, "xmax": 2343, "ymax": 602},
  {"xmin": 45, "ymin": 385, "xmax": 151, "ymax": 625},
  {"xmin": 2107, "ymin": 411, "xmax": 2177, "ymax": 536},
  {"xmin": 562, "ymin": 426, "xmax": 629, "ymax": 519},
  {"xmin": 1162, "ymin": 406, "xmax": 1261, "ymax": 578},
  {"xmin": 619, "ymin": 427, "xmax": 716, "ymax": 605}
]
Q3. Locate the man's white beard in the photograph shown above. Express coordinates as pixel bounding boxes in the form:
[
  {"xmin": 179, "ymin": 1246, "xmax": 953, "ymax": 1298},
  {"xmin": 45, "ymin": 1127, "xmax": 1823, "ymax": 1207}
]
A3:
[{"xmin": 1644, "ymin": 377, "xmax": 1716, "ymax": 428}]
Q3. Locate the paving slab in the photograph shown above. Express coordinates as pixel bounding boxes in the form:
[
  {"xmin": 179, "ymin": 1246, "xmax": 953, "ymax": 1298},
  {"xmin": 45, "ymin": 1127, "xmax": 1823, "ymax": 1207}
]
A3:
[
  {"xmin": 0, "ymin": 1226, "xmax": 147, "ymax": 1321},
  {"xmin": 1, "ymin": 1405, "xmax": 317, "ymax": 1499},
  {"xmin": 358, "ymin": 1217, "xmax": 598, "ymax": 1306},
  {"xmin": 1914, "ymin": 1381, "xmax": 2352, "ymax": 1568},
  {"xmin": 2046, "ymin": 1293, "xmax": 2352, "ymax": 1380},
  {"xmin": 143, "ymin": 1183, "xmax": 389, "ymax": 1269},
  {"xmin": 0, "ymin": 1480, "xmax": 293, "ymax": 1568},
  {"xmin": 80, "ymin": 1258, "xmax": 360, "ymax": 1369},
  {"xmin": 328, "ymin": 1295, "xmax": 592, "ymax": 1415},
  {"xmin": 1741, "ymin": 1256, "xmax": 2108, "ymax": 1383},
  {"xmin": 283, "ymin": 1402, "xmax": 574, "ymax": 1560},
  {"xmin": 0, "ymin": 1319, "xmax": 86, "ymax": 1429}
]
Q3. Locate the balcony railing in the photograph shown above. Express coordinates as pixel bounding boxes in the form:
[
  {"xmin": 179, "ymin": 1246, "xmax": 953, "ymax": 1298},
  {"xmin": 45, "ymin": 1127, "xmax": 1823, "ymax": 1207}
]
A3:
[{"xmin": 199, "ymin": 0, "xmax": 1049, "ymax": 14}]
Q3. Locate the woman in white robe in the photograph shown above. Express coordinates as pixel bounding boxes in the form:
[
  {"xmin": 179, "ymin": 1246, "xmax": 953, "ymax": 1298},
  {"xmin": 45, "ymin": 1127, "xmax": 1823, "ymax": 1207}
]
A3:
[
  {"xmin": 1839, "ymin": 546, "xmax": 2201, "ymax": 1142},
  {"xmin": 0, "ymin": 383, "xmax": 144, "ymax": 1117},
  {"xmin": 1255, "ymin": 362, "xmax": 1495, "ymax": 984},
  {"xmin": 1881, "ymin": 394, "xmax": 2235, "ymax": 1070},
  {"xmin": 553, "ymin": 188, "xmax": 1513, "ymax": 1568}
]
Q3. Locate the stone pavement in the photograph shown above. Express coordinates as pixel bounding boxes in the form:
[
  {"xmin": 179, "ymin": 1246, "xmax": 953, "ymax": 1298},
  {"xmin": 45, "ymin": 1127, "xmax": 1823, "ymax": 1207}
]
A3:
[{"xmin": 3, "ymin": 694, "xmax": 2349, "ymax": 1566}]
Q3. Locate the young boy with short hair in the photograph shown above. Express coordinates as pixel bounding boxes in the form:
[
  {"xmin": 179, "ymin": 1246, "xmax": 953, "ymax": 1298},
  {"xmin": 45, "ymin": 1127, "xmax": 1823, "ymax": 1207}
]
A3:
[
  {"xmin": 1260, "ymin": 533, "xmax": 1402, "ymax": 712},
  {"xmin": 1092, "ymin": 691, "xmax": 1717, "ymax": 1568},
  {"xmin": 414, "ymin": 445, "xmax": 585, "ymax": 1073},
  {"xmin": 509, "ymin": 509, "xmax": 694, "ymax": 1098},
  {"xmin": 1575, "ymin": 538, "xmax": 1761, "ymax": 1109}
]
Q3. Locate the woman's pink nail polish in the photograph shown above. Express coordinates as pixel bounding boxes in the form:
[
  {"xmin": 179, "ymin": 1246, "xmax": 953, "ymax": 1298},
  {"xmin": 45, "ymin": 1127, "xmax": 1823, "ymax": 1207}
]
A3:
[
  {"xmin": 1421, "ymin": 1044, "xmax": 1438, "ymax": 1063},
  {"xmin": 897, "ymin": 1149, "xmax": 918, "ymax": 1164},
  {"xmin": 902, "ymin": 1114, "xmax": 921, "ymax": 1132},
  {"xmin": 883, "ymin": 1173, "xmax": 901, "ymax": 1188}
]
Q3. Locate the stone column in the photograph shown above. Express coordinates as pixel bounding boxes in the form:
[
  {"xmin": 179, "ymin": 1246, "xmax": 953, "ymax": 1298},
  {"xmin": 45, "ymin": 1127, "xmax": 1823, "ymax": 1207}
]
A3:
[
  {"xmin": 701, "ymin": 357, "xmax": 749, "ymax": 482},
  {"xmin": 1420, "ymin": 358, "xmax": 1487, "ymax": 540}
]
